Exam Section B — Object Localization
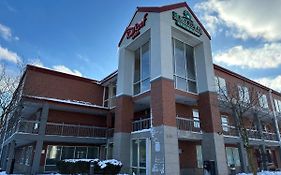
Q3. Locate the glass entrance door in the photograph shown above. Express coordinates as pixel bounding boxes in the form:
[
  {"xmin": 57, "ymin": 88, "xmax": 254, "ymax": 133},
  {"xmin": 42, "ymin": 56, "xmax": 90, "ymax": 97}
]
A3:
[{"xmin": 131, "ymin": 139, "xmax": 150, "ymax": 175}]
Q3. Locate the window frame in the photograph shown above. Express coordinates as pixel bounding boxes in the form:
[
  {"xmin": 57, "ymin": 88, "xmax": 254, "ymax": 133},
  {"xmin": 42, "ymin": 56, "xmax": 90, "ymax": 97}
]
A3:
[
  {"xmin": 238, "ymin": 85, "xmax": 250, "ymax": 103},
  {"xmin": 133, "ymin": 42, "xmax": 151, "ymax": 96},
  {"xmin": 221, "ymin": 115, "xmax": 229, "ymax": 132},
  {"xmin": 172, "ymin": 38, "xmax": 198, "ymax": 94},
  {"xmin": 192, "ymin": 109, "xmax": 200, "ymax": 128}
]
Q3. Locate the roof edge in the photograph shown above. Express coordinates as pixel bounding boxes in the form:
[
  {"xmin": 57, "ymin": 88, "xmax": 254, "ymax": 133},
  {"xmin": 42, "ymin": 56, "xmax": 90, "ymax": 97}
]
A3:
[
  {"xmin": 26, "ymin": 64, "xmax": 98, "ymax": 84},
  {"xmin": 214, "ymin": 64, "xmax": 281, "ymax": 96},
  {"xmin": 118, "ymin": 2, "xmax": 211, "ymax": 47}
]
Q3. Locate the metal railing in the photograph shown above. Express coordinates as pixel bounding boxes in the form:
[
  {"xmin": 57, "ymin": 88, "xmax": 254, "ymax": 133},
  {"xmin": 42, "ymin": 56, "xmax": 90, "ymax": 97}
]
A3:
[
  {"xmin": 45, "ymin": 122, "xmax": 108, "ymax": 138},
  {"xmin": 176, "ymin": 117, "xmax": 201, "ymax": 133},
  {"xmin": 132, "ymin": 118, "xmax": 151, "ymax": 132},
  {"xmin": 222, "ymin": 125, "xmax": 278, "ymax": 141},
  {"xmin": 5, "ymin": 120, "xmax": 40, "ymax": 140},
  {"xmin": 107, "ymin": 128, "xmax": 114, "ymax": 138},
  {"xmin": 4, "ymin": 120, "xmax": 112, "ymax": 140}
]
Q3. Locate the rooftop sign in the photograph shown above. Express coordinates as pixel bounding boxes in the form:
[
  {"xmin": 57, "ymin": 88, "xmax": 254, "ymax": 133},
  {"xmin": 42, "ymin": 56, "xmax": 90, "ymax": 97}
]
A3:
[
  {"xmin": 172, "ymin": 10, "xmax": 202, "ymax": 37},
  {"xmin": 126, "ymin": 13, "xmax": 148, "ymax": 40}
]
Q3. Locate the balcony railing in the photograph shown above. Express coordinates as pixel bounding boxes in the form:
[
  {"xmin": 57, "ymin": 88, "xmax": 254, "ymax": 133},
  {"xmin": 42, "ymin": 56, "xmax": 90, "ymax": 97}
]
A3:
[
  {"xmin": 4, "ymin": 120, "xmax": 112, "ymax": 140},
  {"xmin": 223, "ymin": 125, "xmax": 278, "ymax": 141},
  {"xmin": 45, "ymin": 122, "xmax": 108, "ymax": 138},
  {"xmin": 132, "ymin": 118, "xmax": 151, "ymax": 132},
  {"xmin": 176, "ymin": 117, "xmax": 201, "ymax": 133}
]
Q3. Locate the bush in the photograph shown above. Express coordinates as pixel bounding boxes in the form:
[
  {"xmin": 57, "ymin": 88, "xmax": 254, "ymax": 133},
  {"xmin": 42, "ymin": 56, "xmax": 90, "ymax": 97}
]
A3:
[{"xmin": 56, "ymin": 159, "xmax": 122, "ymax": 174}]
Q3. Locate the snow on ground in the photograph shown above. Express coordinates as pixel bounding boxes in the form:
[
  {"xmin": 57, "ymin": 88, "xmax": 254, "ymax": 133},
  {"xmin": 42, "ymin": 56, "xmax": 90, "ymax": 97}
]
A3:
[{"xmin": 237, "ymin": 171, "xmax": 281, "ymax": 175}]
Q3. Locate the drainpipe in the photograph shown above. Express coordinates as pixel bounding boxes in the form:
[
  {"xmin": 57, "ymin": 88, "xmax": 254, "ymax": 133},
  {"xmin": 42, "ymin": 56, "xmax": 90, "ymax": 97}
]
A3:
[{"xmin": 268, "ymin": 90, "xmax": 281, "ymax": 164}]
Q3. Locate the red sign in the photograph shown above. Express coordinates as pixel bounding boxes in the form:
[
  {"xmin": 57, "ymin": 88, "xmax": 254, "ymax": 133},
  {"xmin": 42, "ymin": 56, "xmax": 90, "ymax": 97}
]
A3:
[{"xmin": 126, "ymin": 13, "xmax": 148, "ymax": 40}]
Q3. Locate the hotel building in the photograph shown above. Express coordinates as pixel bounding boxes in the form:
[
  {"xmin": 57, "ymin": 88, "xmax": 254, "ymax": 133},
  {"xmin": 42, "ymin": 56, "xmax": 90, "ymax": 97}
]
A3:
[{"xmin": 1, "ymin": 2, "xmax": 281, "ymax": 175}]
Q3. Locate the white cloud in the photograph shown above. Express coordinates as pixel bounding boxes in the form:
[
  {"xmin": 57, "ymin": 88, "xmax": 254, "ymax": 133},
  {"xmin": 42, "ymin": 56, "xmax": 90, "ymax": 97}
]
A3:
[
  {"xmin": 195, "ymin": 0, "xmax": 281, "ymax": 41},
  {"xmin": 0, "ymin": 45, "xmax": 21, "ymax": 63},
  {"xmin": 214, "ymin": 43, "xmax": 281, "ymax": 69},
  {"xmin": 0, "ymin": 23, "xmax": 12, "ymax": 41},
  {"xmin": 255, "ymin": 75, "xmax": 281, "ymax": 92},
  {"xmin": 52, "ymin": 65, "xmax": 82, "ymax": 77},
  {"xmin": 0, "ymin": 23, "xmax": 18, "ymax": 41},
  {"xmin": 28, "ymin": 58, "xmax": 44, "ymax": 68},
  {"xmin": 29, "ymin": 59, "xmax": 82, "ymax": 77}
]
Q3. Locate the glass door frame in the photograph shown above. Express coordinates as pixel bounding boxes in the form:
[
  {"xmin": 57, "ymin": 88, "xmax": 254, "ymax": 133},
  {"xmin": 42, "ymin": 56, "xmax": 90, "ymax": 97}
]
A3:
[{"xmin": 130, "ymin": 138, "xmax": 151, "ymax": 175}]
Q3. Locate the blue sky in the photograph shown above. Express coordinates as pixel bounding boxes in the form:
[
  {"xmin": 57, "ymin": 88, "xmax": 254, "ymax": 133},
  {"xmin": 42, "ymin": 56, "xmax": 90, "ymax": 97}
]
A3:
[{"xmin": 0, "ymin": 0, "xmax": 280, "ymax": 91}]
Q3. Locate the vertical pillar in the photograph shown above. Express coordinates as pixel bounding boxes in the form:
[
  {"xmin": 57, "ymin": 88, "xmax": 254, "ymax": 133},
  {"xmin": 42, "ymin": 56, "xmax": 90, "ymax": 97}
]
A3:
[
  {"xmin": 199, "ymin": 91, "xmax": 228, "ymax": 175},
  {"xmin": 113, "ymin": 95, "xmax": 134, "ymax": 173},
  {"xmin": 6, "ymin": 141, "xmax": 16, "ymax": 174},
  {"xmin": 31, "ymin": 103, "xmax": 48, "ymax": 174},
  {"xmin": 238, "ymin": 140, "xmax": 248, "ymax": 172},
  {"xmin": 269, "ymin": 89, "xmax": 281, "ymax": 168},
  {"xmin": 254, "ymin": 113, "xmax": 267, "ymax": 170},
  {"xmin": 150, "ymin": 78, "xmax": 180, "ymax": 175}
]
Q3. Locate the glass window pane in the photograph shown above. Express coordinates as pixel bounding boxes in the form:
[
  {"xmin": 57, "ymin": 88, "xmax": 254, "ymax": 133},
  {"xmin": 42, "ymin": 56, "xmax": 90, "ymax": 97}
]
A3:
[
  {"xmin": 186, "ymin": 44, "xmax": 195, "ymax": 80},
  {"xmin": 134, "ymin": 82, "xmax": 140, "ymax": 95},
  {"xmin": 139, "ymin": 140, "xmax": 146, "ymax": 168},
  {"xmin": 141, "ymin": 42, "xmax": 150, "ymax": 80},
  {"xmin": 141, "ymin": 79, "xmax": 150, "ymax": 92},
  {"xmin": 140, "ymin": 168, "xmax": 146, "ymax": 175},
  {"xmin": 196, "ymin": 145, "xmax": 203, "ymax": 168},
  {"xmin": 61, "ymin": 147, "xmax": 75, "ymax": 160},
  {"xmin": 188, "ymin": 80, "xmax": 197, "ymax": 93},
  {"xmin": 176, "ymin": 77, "xmax": 187, "ymax": 91},
  {"xmin": 75, "ymin": 147, "xmax": 87, "ymax": 159},
  {"xmin": 226, "ymin": 147, "xmax": 234, "ymax": 166},
  {"xmin": 134, "ymin": 48, "xmax": 140, "ymax": 83},
  {"xmin": 233, "ymin": 148, "xmax": 241, "ymax": 166},
  {"xmin": 132, "ymin": 140, "xmax": 138, "ymax": 167},
  {"xmin": 87, "ymin": 147, "xmax": 99, "ymax": 159},
  {"xmin": 46, "ymin": 146, "xmax": 62, "ymax": 165},
  {"xmin": 107, "ymin": 143, "xmax": 113, "ymax": 159},
  {"xmin": 174, "ymin": 40, "xmax": 186, "ymax": 78}
]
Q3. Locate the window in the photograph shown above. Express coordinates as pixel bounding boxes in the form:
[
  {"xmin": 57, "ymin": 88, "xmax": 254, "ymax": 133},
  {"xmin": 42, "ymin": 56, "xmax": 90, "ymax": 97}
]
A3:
[
  {"xmin": 274, "ymin": 99, "xmax": 281, "ymax": 113},
  {"xmin": 221, "ymin": 115, "xmax": 229, "ymax": 132},
  {"xmin": 193, "ymin": 109, "xmax": 200, "ymax": 128},
  {"xmin": 134, "ymin": 42, "xmax": 150, "ymax": 95},
  {"xmin": 258, "ymin": 93, "xmax": 269, "ymax": 109},
  {"xmin": 45, "ymin": 145, "xmax": 100, "ymax": 172},
  {"xmin": 238, "ymin": 85, "xmax": 250, "ymax": 103},
  {"xmin": 103, "ymin": 81, "xmax": 117, "ymax": 108},
  {"xmin": 131, "ymin": 139, "xmax": 147, "ymax": 175},
  {"xmin": 196, "ymin": 145, "xmax": 203, "ymax": 168},
  {"xmin": 173, "ymin": 39, "xmax": 197, "ymax": 93},
  {"xmin": 215, "ymin": 76, "xmax": 227, "ymax": 96},
  {"xmin": 225, "ymin": 147, "xmax": 240, "ymax": 166}
]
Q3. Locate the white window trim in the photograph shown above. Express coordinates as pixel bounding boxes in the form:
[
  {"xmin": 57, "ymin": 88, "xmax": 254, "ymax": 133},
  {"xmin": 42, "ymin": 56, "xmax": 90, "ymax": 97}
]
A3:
[
  {"xmin": 172, "ymin": 37, "xmax": 198, "ymax": 94},
  {"xmin": 133, "ymin": 41, "xmax": 151, "ymax": 96}
]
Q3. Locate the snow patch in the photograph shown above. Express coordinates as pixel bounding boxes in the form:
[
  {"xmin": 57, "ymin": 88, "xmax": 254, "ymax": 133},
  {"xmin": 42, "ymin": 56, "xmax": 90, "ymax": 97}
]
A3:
[{"xmin": 237, "ymin": 171, "xmax": 281, "ymax": 175}]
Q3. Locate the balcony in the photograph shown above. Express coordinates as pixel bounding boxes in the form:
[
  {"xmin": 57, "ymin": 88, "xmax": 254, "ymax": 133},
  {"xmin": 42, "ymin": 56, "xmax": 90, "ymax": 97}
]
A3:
[
  {"xmin": 132, "ymin": 118, "xmax": 151, "ymax": 132},
  {"xmin": 223, "ymin": 125, "xmax": 278, "ymax": 141},
  {"xmin": 4, "ymin": 120, "xmax": 113, "ymax": 140},
  {"xmin": 176, "ymin": 117, "xmax": 201, "ymax": 133}
]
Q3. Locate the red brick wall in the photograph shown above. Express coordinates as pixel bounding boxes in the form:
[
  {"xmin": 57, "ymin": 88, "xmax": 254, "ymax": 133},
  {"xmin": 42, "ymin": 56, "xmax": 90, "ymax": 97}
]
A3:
[
  {"xmin": 178, "ymin": 141, "xmax": 200, "ymax": 168},
  {"xmin": 114, "ymin": 95, "xmax": 134, "ymax": 133},
  {"xmin": 134, "ymin": 109, "xmax": 150, "ymax": 120},
  {"xmin": 47, "ymin": 110, "xmax": 106, "ymax": 127},
  {"xmin": 151, "ymin": 78, "xmax": 176, "ymax": 127},
  {"xmin": 23, "ymin": 66, "xmax": 104, "ymax": 106},
  {"xmin": 199, "ymin": 91, "xmax": 222, "ymax": 133},
  {"xmin": 214, "ymin": 67, "xmax": 276, "ymax": 111},
  {"xmin": 176, "ymin": 103, "xmax": 197, "ymax": 119}
]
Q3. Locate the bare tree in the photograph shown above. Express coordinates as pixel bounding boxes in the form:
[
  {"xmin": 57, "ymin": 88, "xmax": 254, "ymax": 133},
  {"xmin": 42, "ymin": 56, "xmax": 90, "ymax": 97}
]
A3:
[
  {"xmin": 0, "ymin": 64, "xmax": 25, "ymax": 128},
  {"xmin": 215, "ymin": 77, "xmax": 273, "ymax": 175}
]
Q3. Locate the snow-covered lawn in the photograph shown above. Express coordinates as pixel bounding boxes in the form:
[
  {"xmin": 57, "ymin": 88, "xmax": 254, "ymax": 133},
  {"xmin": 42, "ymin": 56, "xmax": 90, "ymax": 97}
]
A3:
[{"xmin": 237, "ymin": 171, "xmax": 281, "ymax": 175}]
